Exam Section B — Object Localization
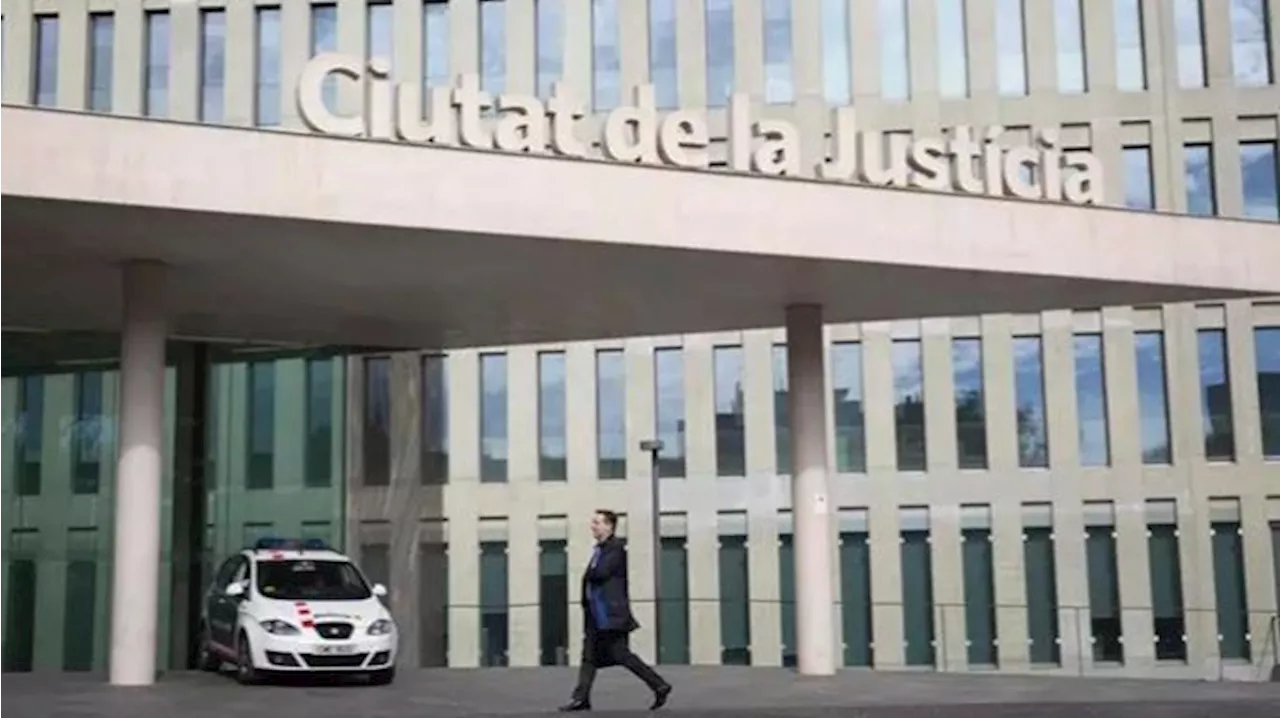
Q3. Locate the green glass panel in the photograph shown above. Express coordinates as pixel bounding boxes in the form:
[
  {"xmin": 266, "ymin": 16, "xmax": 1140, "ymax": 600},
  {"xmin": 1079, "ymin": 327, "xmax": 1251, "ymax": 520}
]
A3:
[
  {"xmin": 1147, "ymin": 524, "xmax": 1187, "ymax": 661},
  {"xmin": 62, "ymin": 560, "xmax": 97, "ymax": 671},
  {"xmin": 479, "ymin": 541, "xmax": 509, "ymax": 667},
  {"xmin": 900, "ymin": 530, "xmax": 935, "ymax": 667},
  {"xmin": 961, "ymin": 528, "xmax": 996, "ymax": 666},
  {"xmin": 778, "ymin": 533, "xmax": 795, "ymax": 667},
  {"xmin": 657, "ymin": 536, "xmax": 690, "ymax": 665},
  {"xmin": 538, "ymin": 539, "xmax": 568, "ymax": 665},
  {"xmin": 1211, "ymin": 522, "xmax": 1250, "ymax": 660},
  {"xmin": 3, "ymin": 559, "xmax": 37, "ymax": 671},
  {"xmin": 1085, "ymin": 526, "xmax": 1123, "ymax": 663},
  {"xmin": 839, "ymin": 531, "xmax": 873, "ymax": 666},
  {"xmin": 718, "ymin": 535, "xmax": 750, "ymax": 665},
  {"xmin": 1023, "ymin": 527, "xmax": 1061, "ymax": 665},
  {"xmin": 418, "ymin": 540, "xmax": 449, "ymax": 667}
]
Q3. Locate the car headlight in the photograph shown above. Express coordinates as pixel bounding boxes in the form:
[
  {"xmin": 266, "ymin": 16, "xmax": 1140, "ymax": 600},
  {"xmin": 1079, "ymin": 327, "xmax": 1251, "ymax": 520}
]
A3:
[
  {"xmin": 367, "ymin": 619, "xmax": 394, "ymax": 636},
  {"xmin": 259, "ymin": 619, "xmax": 301, "ymax": 636}
]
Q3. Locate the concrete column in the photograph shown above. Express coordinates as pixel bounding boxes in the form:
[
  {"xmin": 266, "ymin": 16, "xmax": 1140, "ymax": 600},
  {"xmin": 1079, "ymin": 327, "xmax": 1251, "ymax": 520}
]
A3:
[
  {"xmin": 786, "ymin": 304, "xmax": 836, "ymax": 676},
  {"xmin": 109, "ymin": 261, "xmax": 167, "ymax": 686}
]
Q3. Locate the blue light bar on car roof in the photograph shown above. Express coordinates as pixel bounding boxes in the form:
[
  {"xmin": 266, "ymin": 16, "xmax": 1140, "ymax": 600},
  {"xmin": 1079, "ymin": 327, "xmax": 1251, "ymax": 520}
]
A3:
[{"xmin": 253, "ymin": 537, "xmax": 331, "ymax": 551}]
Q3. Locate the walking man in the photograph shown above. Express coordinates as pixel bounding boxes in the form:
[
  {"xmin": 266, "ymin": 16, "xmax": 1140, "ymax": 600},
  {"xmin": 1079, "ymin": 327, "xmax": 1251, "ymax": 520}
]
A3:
[{"xmin": 559, "ymin": 510, "xmax": 672, "ymax": 712}]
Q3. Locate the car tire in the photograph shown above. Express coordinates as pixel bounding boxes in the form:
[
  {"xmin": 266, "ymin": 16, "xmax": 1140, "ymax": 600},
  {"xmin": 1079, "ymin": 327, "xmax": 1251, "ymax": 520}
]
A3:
[
  {"xmin": 368, "ymin": 667, "xmax": 396, "ymax": 686},
  {"xmin": 235, "ymin": 632, "xmax": 261, "ymax": 685},
  {"xmin": 197, "ymin": 624, "xmax": 222, "ymax": 672}
]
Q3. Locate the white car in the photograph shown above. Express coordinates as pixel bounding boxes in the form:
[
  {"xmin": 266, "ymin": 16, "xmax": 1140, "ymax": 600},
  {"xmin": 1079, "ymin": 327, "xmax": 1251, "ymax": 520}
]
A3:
[{"xmin": 198, "ymin": 538, "xmax": 398, "ymax": 685}]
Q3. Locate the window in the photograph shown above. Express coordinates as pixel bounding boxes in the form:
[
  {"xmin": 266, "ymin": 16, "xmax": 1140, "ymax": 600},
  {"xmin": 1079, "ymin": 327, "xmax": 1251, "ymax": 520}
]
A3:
[
  {"xmin": 935, "ymin": 0, "xmax": 968, "ymax": 99},
  {"xmin": 839, "ymin": 520, "xmax": 874, "ymax": 667},
  {"xmin": 1123, "ymin": 146, "xmax": 1154, "ymax": 210},
  {"xmin": 538, "ymin": 539, "xmax": 569, "ymax": 665},
  {"xmin": 900, "ymin": 514, "xmax": 935, "ymax": 667},
  {"xmin": 961, "ymin": 517, "xmax": 997, "ymax": 666},
  {"xmin": 995, "ymin": 0, "xmax": 1025, "ymax": 96},
  {"xmin": 305, "ymin": 357, "xmax": 333, "ymax": 488},
  {"xmin": 773, "ymin": 345, "xmax": 790, "ymax": 473},
  {"xmin": 1240, "ymin": 141, "xmax": 1279, "ymax": 221},
  {"xmin": 1054, "ymin": 0, "xmax": 1086, "ymax": 93},
  {"xmin": 821, "ymin": 0, "xmax": 851, "ymax": 106},
  {"xmin": 763, "ymin": 0, "xmax": 794, "ymax": 104},
  {"xmin": 658, "ymin": 533, "xmax": 691, "ymax": 664},
  {"xmin": 538, "ymin": 351, "xmax": 567, "ymax": 481},
  {"xmin": 596, "ymin": 350, "xmax": 626, "ymax": 479},
  {"xmin": 422, "ymin": 354, "xmax": 449, "ymax": 484},
  {"xmin": 705, "ymin": 0, "xmax": 734, "ymax": 108},
  {"xmin": 479, "ymin": 540, "xmax": 509, "ymax": 666},
  {"xmin": 246, "ymin": 361, "xmax": 276, "ymax": 490},
  {"xmin": 368, "ymin": 1, "xmax": 393, "ymax": 69},
  {"xmin": 592, "ymin": 0, "xmax": 620, "ymax": 110},
  {"xmin": 1135, "ymin": 331, "xmax": 1172, "ymax": 464},
  {"xmin": 717, "ymin": 528, "xmax": 751, "ymax": 665},
  {"xmin": 893, "ymin": 340, "xmax": 926, "ymax": 471},
  {"xmin": 1231, "ymin": 0, "xmax": 1273, "ymax": 86},
  {"xmin": 363, "ymin": 357, "xmax": 391, "ymax": 486},
  {"xmin": 33, "ymin": 15, "xmax": 57, "ymax": 107},
  {"xmin": 1085, "ymin": 511, "xmax": 1123, "ymax": 663},
  {"xmin": 480, "ymin": 0, "xmax": 507, "ymax": 96},
  {"xmin": 1211, "ymin": 517, "xmax": 1251, "ymax": 660},
  {"xmin": 63, "ymin": 552, "xmax": 97, "ymax": 671},
  {"xmin": 1175, "ymin": 0, "xmax": 1206, "ymax": 88},
  {"xmin": 832, "ymin": 342, "xmax": 866, "ymax": 473},
  {"xmin": 538, "ymin": 0, "xmax": 564, "ymax": 101},
  {"xmin": 714, "ymin": 346, "xmax": 746, "ymax": 477},
  {"xmin": 73, "ymin": 371, "xmax": 105, "ymax": 495},
  {"xmin": 1114, "ymin": 0, "xmax": 1146, "ymax": 91},
  {"xmin": 654, "ymin": 348, "xmax": 686, "ymax": 477},
  {"xmin": 480, "ymin": 353, "xmax": 509, "ymax": 482},
  {"xmin": 423, "ymin": 1, "xmax": 450, "ymax": 89},
  {"xmin": 1023, "ymin": 510, "xmax": 1061, "ymax": 665},
  {"xmin": 89, "ymin": 14, "xmax": 114, "ymax": 112},
  {"xmin": 649, "ymin": 0, "xmax": 678, "ymax": 109},
  {"xmin": 201, "ymin": 10, "xmax": 226, "ymax": 122},
  {"xmin": 952, "ymin": 338, "xmax": 987, "ymax": 470},
  {"xmin": 311, "ymin": 4, "xmax": 339, "ymax": 111},
  {"xmin": 779, "ymin": 528, "xmax": 796, "ymax": 666},
  {"xmin": 144, "ymin": 11, "xmax": 169, "ymax": 117},
  {"xmin": 1257, "ymin": 328, "xmax": 1280, "ymax": 459},
  {"xmin": 16, "ymin": 376, "xmax": 44, "ymax": 496},
  {"xmin": 418, "ymin": 526, "xmax": 450, "ymax": 666},
  {"xmin": 1147, "ymin": 500, "xmax": 1187, "ymax": 661},
  {"xmin": 1198, "ymin": 329, "xmax": 1235, "ymax": 461},
  {"xmin": 879, "ymin": 0, "xmax": 910, "ymax": 100},
  {"xmin": 1014, "ymin": 336, "xmax": 1049, "ymax": 468},
  {"xmin": 1074, "ymin": 334, "xmax": 1110, "ymax": 467},
  {"xmin": 255, "ymin": 7, "xmax": 281, "ymax": 126},
  {"xmin": 1184, "ymin": 143, "xmax": 1217, "ymax": 216}
]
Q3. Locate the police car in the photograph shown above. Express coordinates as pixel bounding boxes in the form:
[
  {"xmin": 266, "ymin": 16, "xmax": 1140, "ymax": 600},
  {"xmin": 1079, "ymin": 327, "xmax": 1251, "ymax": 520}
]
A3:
[{"xmin": 198, "ymin": 538, "xmax": 398, "ymax": 685}]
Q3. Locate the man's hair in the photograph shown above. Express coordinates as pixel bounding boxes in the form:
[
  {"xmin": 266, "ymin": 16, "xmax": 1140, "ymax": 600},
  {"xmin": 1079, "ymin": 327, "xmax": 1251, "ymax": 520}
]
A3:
[{"xmin": 596, "ymin": 509, "xmax": 619, "ymax": 528}]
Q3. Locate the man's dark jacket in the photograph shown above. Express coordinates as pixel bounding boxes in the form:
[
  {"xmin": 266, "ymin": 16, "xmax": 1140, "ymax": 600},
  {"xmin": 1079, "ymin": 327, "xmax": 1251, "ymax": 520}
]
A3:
[{"xmin": 580, "ymin": 535, "xmax": 639, "ymax": 637}]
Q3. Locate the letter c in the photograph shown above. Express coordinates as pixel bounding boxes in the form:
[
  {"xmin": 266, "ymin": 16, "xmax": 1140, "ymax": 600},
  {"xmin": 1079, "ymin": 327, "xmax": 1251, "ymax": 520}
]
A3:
[{"xmin": 297, "ymin": 53, "xmax": 364, "ymax": 137}]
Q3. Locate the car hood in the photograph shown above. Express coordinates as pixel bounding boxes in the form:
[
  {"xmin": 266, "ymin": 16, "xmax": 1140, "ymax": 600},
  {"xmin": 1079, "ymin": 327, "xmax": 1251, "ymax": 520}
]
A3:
[{"xmin": 263, "ymin": 598, "xmax": 389, "ymax": 626}]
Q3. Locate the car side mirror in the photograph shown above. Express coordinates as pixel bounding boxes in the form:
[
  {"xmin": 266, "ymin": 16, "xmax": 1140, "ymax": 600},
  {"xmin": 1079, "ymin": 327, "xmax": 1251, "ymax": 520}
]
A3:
[
  {"xmin": 224, "ymin": 582, "xmax": 246, "ymax": 599},
  {"xmin": 372, "ymin": 583, "xmax": 388, "ymax": 597}
]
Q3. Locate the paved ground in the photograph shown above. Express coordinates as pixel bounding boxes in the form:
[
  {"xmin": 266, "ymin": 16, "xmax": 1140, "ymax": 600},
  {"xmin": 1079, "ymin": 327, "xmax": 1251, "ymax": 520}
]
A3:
[{"xmin": 5, "ymin": 666, "xmax": 1279, "ymax": 718}]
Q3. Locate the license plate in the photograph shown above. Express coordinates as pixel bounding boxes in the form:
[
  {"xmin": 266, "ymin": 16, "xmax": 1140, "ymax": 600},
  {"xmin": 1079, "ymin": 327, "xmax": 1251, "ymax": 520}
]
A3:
[{"xmin": 311, "ymin": 644, "xmax": 357, "ymax": 655}]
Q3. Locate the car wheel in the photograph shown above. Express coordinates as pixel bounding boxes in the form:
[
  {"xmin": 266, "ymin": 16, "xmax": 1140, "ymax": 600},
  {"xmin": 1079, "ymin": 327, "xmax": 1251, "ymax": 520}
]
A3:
[
  {"xmin": 197, "ymin": 624, "xmax": 222, "ymax": 672},
  {"xmin": 368, "ymin": 667, "xmax": 395, "ymax": 686},
  {"xmin": 235, "ymin": 632, "xmax": 260, "ymax": 685}
]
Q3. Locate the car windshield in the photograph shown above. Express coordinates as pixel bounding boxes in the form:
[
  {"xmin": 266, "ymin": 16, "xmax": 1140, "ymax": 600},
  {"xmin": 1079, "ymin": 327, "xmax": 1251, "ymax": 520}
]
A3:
[{"xmin": 255, "ymin": 559, "xmax": 372, "ymax": 601}]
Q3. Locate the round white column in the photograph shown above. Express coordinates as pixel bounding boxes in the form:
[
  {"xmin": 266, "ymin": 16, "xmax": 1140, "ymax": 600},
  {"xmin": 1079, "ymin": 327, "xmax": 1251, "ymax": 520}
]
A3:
[
  {"xmin": 109, "ymin": 261, "xmax": 167, "ymax": 686},
  {"xmin": 786, "ymin": 304, "xmax": 837, "ymax": 676}
]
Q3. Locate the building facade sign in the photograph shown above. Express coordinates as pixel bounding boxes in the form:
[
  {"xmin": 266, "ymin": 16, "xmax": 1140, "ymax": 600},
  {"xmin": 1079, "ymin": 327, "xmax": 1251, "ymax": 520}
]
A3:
[{"xmin": 298, "ymin": 54, "xmax": 1104, "ymax": 205}]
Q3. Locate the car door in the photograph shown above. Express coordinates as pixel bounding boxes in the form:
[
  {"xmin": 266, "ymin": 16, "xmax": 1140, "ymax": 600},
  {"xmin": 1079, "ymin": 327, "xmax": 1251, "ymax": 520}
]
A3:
[{"xmin": 209, "ymin": 557, "xmax": 247, "ymax": 647}]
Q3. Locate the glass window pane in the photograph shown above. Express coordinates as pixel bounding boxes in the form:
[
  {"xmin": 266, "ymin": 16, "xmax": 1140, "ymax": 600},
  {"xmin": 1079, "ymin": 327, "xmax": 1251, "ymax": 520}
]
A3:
[
  {"xmin": 763, "ymin": 0, "xmax": 794, "ymax": 104},
  {"xmin": 705, "ymin": 0, "xmax": 734, "ymax": 108},
  {"xmin": 538, "ymin": 539, "xmax": 569, "ymax": 665},
  {"xmin": 480, "ymin": 352, "xmax": 509, "ymax": 482},
  {"xmin": 1198, "ymin": 329, "xmax": 1235, "ymax": 461},
  {"xmin": 658, "ymin": 536, "xmax": 691, "ymax": 664},
  {"xmin": 305, "ymin": 357, "xmax": 333, "ymax": 488},
  {"xmin": 717, "ymin": 532, "xmax": 751, "ymax": 665},
  {"xmin": 479, "ymin": 540, "xmax": 510, "ymax": 666},
  {"xmin": 17, "ymin": 376, "xmax": 45, "ymax": 496},
  {"xmin": 1240, "ymin": 141, "xmax": 1279, "ymax": 221},
  {"xmin": 1114, "ymin": 0, "xmax": 1146, "ymax": 91},
  {"xmin": 901, "ymin": 528, "xmax": 935, "ymax": 666},
  {"xmin": 893, "ymin": 340, "xmax": 926, "ymax": 471},
  {"xmin": 73, "ymin": 371, "xmax": 104, "ymax": 495},
  {"xmin": 312, "ymin": 4, "xmax": 339, "ymax": 111},
  {"xmin": 879, "ymin": 0, "xmax": 910, "ymax": 100},
  {"xmin": 256, "ymin": 7, "xmax": 281, "ymax": 126},
  {"xmin": 34, "ymin": 15, "xmax": 58, "ymax": 107},
  {"xmin": 538, "ymin": 351, "xmax": 567, "ymax": 481},
  {"xmin": 1135, "ymin": 332, "xmax": 1172, "ymax": 465},
  {"xmin": 1074, "ymin": 334, "xmax": 1110, "ymax": 467},
  {"xmin": 480, "ymin": 0, "xmax": 507, "ymax": 95},
  {"xmin": 1175, "ymin": 0, "xmax": 1206, "ymax": 88},
  {"xmin": 145, "ymin": 12, "xmax": 169, "ymax": 118},
  {"xmin": 592, "ymin": 0, "xmax": 620, "ymax": 109},
  {"xmin": 649, "ymin": 0, "xmax": 678, "ymax": 109},
  {"xmin": 937, "ymin": 0, "xmax": 968, "ymax": 98},
  {"xmin": 201, "ymin": 10, "xmax": 226, "ymax": 122},
  {"xmin": 596, "ymin": 350, "xmax": 626, "ymax": 479},
  {"xmin": 832, "ymin": 342, "xmax": 866, "ymax": 473},
  {"xmin": 654, "ymin": 348, "xmax": 686, "ymax": 477},
  {"xmin": 1055, "ymin": 0, "xmax": 1086, "ymax": 93},
  {"xmin": 1024, "ymin": 523, "xmax": 1061, "ymax": 665},
  {"xmin": 368, "ymin": 1, "xmax": 393, "ymax": 67},
  {"xmin": 424, "ymin": 1, "xmax": 450, "ymax": 88},
  {"xmin": 1086, "ymin": 522, "xmax": 1123, "ymax": 662},
  {"xmin": 1256, "ymin": 328, "xmax": 1280, "ymax": 459},
  {"xmin": 714, "ymin": 346, "xmax": 746, "ymax": 477},
  {"xmin": 246, "ymin": 361, "xmax": 276, "ymax": 490},
  {"xmin": 1231, "ymin": 0, "xmax": 1274, "ymax": 86},
  {"xmin": 89, "ymin": 14, "xmax": 114, "ymax": 113},
  {"xmin": 363, "ymin": 357, "xmax": 391, "ymax": 486},
  {"xmin": 1014, "ymin": 337, "xmax": 1049, "ymax": 468},
  {"xmin": 538, "ymin": 0, "xmax": 564, "ymax": 101},
  {"xmin": 1184, "ymin": 144, "xmax": 1216, "ymax": 216},
  {"xmin": 422, "ymin": 355, "xmax": 450, "ymax": 484},
  {"xmin": 773, "ymin": 345, "xmax": 790, "ymax": 474},
  {"xmin": 821, "ymin": 0, "xmax": 851, "ymax": 106},
  {"xmin": 995, "ymin": 0, "xmax": 1025, "ymax": 96},
  {"xmin": 953, "ymin": 338, "xmax": 987, "ymax": 470},
  {"xmin": 1123, "ymin": 146, "xmax": 1154, "ymax": 210}
]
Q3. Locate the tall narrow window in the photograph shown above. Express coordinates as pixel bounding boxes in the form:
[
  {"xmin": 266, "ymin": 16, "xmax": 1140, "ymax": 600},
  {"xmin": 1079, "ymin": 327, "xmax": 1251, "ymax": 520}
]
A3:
[
  {"xmin": 1231, "ymin": 0, "xmax": 1274, "ymax": 86},
  {"xmin": 89, "ymin": 13, "xmax": 114, "ymax": 112},
  {"xmin": 201, "ymin": 10, "xmax": 227, "ymax": 122},
  {"xmin": 539, "ymin": 351, "xmax": 567, "ymax": 481},
  {"xmin": 1023, "ymin": 508, "xmax": 1061, "ymax": 666},
  {"xmin": 144, "ymin": 11, "xmax": 169, "ymax": 117},
  {"xmin": 1175, "ymin": 0, "xmax": 1207, "ymax": 88},
  {"xmin": 840, "ymin": 519, "xmax": 874, "ymax": 666},
  {"xmin": 418, "ymin": 526, "xmax": 450, "ymax": 666},
  {"xmin": 63, "ymin": 544, "xmax": 97, "ymax": 671},
  {"xmin": 1114, "ymin": 0, "xmax": 1146, "ymax": 91},
  {"xmin": 1085, "ymin": 506, "xmax": 1123, "ymax": 663},
  {"xmin": 705, "ymin": 0, "xmax": 734, "ymax": 108},
  {"xmin": 654, "ymin": 348, "xmax": 686, "ymax": 476},
  {"xmin": 246, "ymin": 361, "xmax": 276, "ymax": 490},
  {"xmin": 1255, "ymin": 327, "xmax": 1280, "ymax": 459},
  {"xmin": 900, "ymin": 510, "xmax": 935, "ymax": 667},
  {"xmin": 479, "ymin": 539, "xmax": 510, "ymax": 666},
  {"xmin": 311, "ymin": 4, "xmax": 339, "ymax": 112},
  {"xmin": 937, "ymin": 0, "xmax": 968, "ymax": 98},
  {"xmin": 952, "ymin": 338, "xmax": 987, "ymax": 470},
  {"xmin": 1240, "ymin": 140, "xmax": 1280, "ymax": 221},
  {"xmin": 33, "ymin": 15, "xmax": 58, "ymax": 107},
  {"xmin": 762, "ymin": 0, "xmax": 794, "ymax": 104},
  {"xmin": 538, "ymin": 539, "xmax": 569, "ymax": 665},
  {"xmin": 4, "ymin": 556, "xmax": 38, "ymax": 670},
  {"xmin": 422, "ymin": 354, "xmax": 449, "ymax": 484},
  {"xmin": 1074, "ymin": 334, "xmax": 1110, "ymax": 467},
  {"xmin": 821, "ymin": 0, "xmax": 851, "ymax": 106},
  {"xmin": 480, "ymin": 0, "xmax": 507, "ymax": 96},
  {"xmin": 773, "ymin": 345, "xmax": 790, "ymax": 474},
  {"xmin": 649, "ymin": 0, "xmax": 678, "ymax": 109},
  {"xmin": 717, "ymin": 527, "xmax": 751, "ymax": 665},
  {"xmin": 1198, "ymin": 329, "xmax": 1235, "ymax": 461},
  {"xmin": 879, "ymin": 0, "xmax": 910, "ymax": 100},
  {"xmin": 305, "ymin": 357, "xmax": 333, "ymax": 488},
  {"xmin": 480, "ymin": 352, "xmax": 509, "ymax": 482},
  {"xmin": 658, "ymin": 532, "xmax": 691, "ymax": 664},
  {"xmin": 1147, "ymin": 500, "xmax": 1187, "ymax": 661},
  {"xmin": 596, "ymin": 350, "xmax": 626, "ymax": 479},
  {"xmin": 1054, "ymin": 0, "xmax": 1086, "ymax": 93},
  {"xmin": 893, "ymin": 340, "xmax": 927, "ymax": 471},
  {"xmin": 1184, "ymin": 143, "xmax": 1217, "ymax": 216},
  {"xmin": 592, "ymin": 0, "xmax": 620, "ymax": 110},
  {"xmin": 72, "ymin": 371, "xmax": 104, "ymax": 495},
  {"xmin": 714, "ymin": 346, "xmax": 746, "ymax": 477},
  {"xmin": 537, "ymin": 0, "xmax": 564, "ymax": 100},
  {"xmin": 16, "ymin": 376, "xmax": 44, "ymax": 496},
  {"xmin": 832, "ymin": 342, "xmax": 866, "ymax": 473},
  {"xmin": 363, "ymin": 357, "xmax": 391, "ymax": 486},
  {"xmin": 1211, "ymin": 515, "xmax": 1250, "ymax": 660},
  {"xmin": 961, "ymin": 512, "xmax": 997, "ymax": 666},
  {"xmin": 778, "ymin": 527, "xmax": 796, "ymax": 667},
  {"xmin": 423, "ymin": 1, "xmax": 450, "ymax": 89},
  {"xmin": 1135, "ymin": 331, "xmax": 1172, "ymax": 464},
  {"xmin": 1123, "ymin": 146, "xmax": 1154, "ymax": 210},
  {"xmin": 255, "ymin": 7, "xmax": 281, "ymax": 126},
  {"xmin": 995, "ymin": 0, "xmax": 1026, "ymax": 96},
  {"xmin": 1014, "ymin": 336, "xmax": 1049, "ymax": 468},
  {"xmin": 368, "ymin": 1, "xmax": 393, "ymax": 70}
]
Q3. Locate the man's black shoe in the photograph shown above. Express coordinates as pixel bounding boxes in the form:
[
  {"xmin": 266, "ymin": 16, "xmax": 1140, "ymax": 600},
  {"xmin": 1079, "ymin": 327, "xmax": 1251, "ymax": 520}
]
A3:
[
  {"xmin": 558, "ymin": 699, "xmax": 591, "ymax": 712},
  {"xmin": 650, "ymin": 684, "xmax": 672, "ymax": 710}
]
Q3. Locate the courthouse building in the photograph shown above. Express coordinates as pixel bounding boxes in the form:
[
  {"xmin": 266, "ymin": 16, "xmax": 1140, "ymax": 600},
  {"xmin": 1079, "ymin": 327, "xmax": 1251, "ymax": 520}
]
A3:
[{"xmin": 2, "ymin": 0, "xmax": 1280, "ymax": 684}]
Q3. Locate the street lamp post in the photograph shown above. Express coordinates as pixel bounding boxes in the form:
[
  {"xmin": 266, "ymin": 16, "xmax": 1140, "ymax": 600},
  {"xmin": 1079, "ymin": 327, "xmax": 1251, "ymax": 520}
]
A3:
[{"xmin": 639, "ymin": 438, "xmax": 664, "ymax": 663}]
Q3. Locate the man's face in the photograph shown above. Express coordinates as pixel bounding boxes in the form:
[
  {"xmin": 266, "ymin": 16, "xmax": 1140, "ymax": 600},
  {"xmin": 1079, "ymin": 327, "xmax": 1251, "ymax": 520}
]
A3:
[{"xmin": 590, "ymin": 513, "xmax": 612, "ymax": 541}]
